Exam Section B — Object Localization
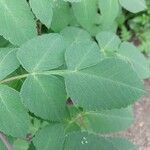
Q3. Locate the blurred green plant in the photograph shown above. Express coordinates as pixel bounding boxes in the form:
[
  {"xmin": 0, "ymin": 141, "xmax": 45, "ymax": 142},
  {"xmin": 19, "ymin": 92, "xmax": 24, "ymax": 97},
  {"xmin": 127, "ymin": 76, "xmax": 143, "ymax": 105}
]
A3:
[{"xmin": 120, "ymin": 0, "xmax": 150, "ymax": 55}]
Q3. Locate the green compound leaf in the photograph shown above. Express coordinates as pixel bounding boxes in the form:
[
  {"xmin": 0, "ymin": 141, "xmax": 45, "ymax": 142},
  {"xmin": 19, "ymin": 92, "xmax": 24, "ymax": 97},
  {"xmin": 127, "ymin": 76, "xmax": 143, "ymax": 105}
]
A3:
[
  {"xmin": 50, "ymin": 0, "xmax": 71, "ymax": 32},
  {"xmin": 96, "ymin": 31, "xmax": 121, "ymax": 54},
  {"xmin": 0, "ymin": 0, "xmax": 37, "ymax": 46},
  {"xmin": 119, "ymin": 0, "xmax": 147, "ymax": 13},
  {"xmin": 17, "ymin": 33, "xmax": 66, "ymax": 72},
  {"xmin": 33, "ymin": 123, "xmax": 135, "ymax": 150},
  {"xmin": 98, "ymin": 0, "xmax": 120, "ymax": 26},
  {"xmin": 20, "ymin": 75, "xmax": 68, "ymax": 121},
  {"xmin": 13, "ymin": 139, "xmax": 29, "ymax": 150},
  {"xmin": 83, "ymin": 107, "xmax": 134, "ymax": 133},
  {"xmin": 60, "ymin": 27, "xmax": 91, "ymax": 47},
  {"xmin": 0, "ymin": 85, "xmax": 29, "ymax": 137},
  {"xmin": 65, "ymin": 57, "xmax": 144, "ymax": 110},
  {"xmin": 0, "ymin": 48, "xmax": 19, "ymax": 80},
  {"xmin": 72, "ymin": 0, "xmax": 99, "ymax": 29},
  {"xmin": 33, "ymin": 124, "xmax": 65, "ymax": 150},
  {"xmin": 118, "ymin": 42, "xmax": 150, "ymax": 79},
  {"xmin": 72, "ymin": 0, "xmax": 97, "ymax": 26},
  {"xmin": 29, "ymin": 0, "xmax": 53, "ymax": 28},
  {"xmin": 0, "ymin": 0, "xmax": 146, "ymax": 148},
  {"xmin": 64, "ymin": 132, "xmax": 135, "ymax": 150},
  {"xmin": 16, "ymin": 32, "xmax": 144, "ymax": 111},
  {"xmin": 65, "ymin": 41, "xmax": 101, "ymax": 70}
]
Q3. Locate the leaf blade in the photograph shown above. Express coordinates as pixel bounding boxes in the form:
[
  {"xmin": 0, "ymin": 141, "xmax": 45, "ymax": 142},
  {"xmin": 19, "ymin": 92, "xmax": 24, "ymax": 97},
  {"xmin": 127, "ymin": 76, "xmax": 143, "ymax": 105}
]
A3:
[
  {"xmin": 118, "ymin": 42, "xmax": 150, "ymax": 79},
  {"xmin": 98, "ymin": 0, "xmax": 120, "ymax": 26},
  {"xmin": 0, "ymin": 0, "xmax": 36, "ymax": 45},
  {"xmin": 96, "ymin": 31, "xmax": 121, "ymax": 54},
  {"xmin": 0, "ymin": 85, "xmax": 29, "ymax": 137},
  {"xmin": 17, "ymin": 33, "xmax": 66, "ymax": 72},
  {"xmin": 119, "ymin": 0, "xmax": 147, "ymax": 13},
  {"xmin": 20, "ymin": 75, "xmax": 68, "ymax": 121},
  {"xmin": 60, "ymin": 27, "xmax": 91, "ymax": 47},
  {"xmin": 30, "ymin": 0, "xmax": 53, "ymax": 28},
  {"xmin": 65, "ymin": 41, "xmax": 101, "ymax": 70},
  {"xmin": 33, "ymin": 124, "xmax": 65, "ymax": 150},
  {"xmin": 63, "ymin": 132, "xmax": 135, "ymax": 150},
  {"xmin": 65, "ymin": 57, "xmax": 144, "ymax": 110},
  {"xmin": 84, "ymin": 107, "xmax": 134, "ymax": 133},
  {"xmin": 0, "ymin": 48, "xmax": 19, "ymax": 80}
]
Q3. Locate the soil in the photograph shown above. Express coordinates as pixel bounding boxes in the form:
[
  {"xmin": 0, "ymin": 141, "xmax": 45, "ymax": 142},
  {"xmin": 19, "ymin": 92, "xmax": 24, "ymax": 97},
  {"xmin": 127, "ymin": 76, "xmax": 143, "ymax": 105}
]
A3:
[{"xmin": 119, "ymin": 80, "xmax": 150, "ymax": 150}]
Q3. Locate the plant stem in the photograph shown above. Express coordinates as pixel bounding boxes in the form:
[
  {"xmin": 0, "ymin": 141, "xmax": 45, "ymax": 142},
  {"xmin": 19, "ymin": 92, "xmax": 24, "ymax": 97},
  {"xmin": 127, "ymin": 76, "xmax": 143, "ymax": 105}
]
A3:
[
  {"xmin": 0, "ymin": 69, "xmax": 73, "ymax": 85},
  {"xmin": 0, "ymin": 74, "xmax": 29, "ymax": 84},
  {"xmin": 0, "ymin": 132, "xmax": 13, "ymax": 150}
]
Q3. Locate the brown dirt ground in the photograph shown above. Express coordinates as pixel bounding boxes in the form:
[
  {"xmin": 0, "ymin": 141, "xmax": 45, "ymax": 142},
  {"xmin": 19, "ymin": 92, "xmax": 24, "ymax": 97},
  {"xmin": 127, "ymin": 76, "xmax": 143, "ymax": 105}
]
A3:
[{"xmin": 119, "ymin": 80, "xmax": 150, "ymax": 150}]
